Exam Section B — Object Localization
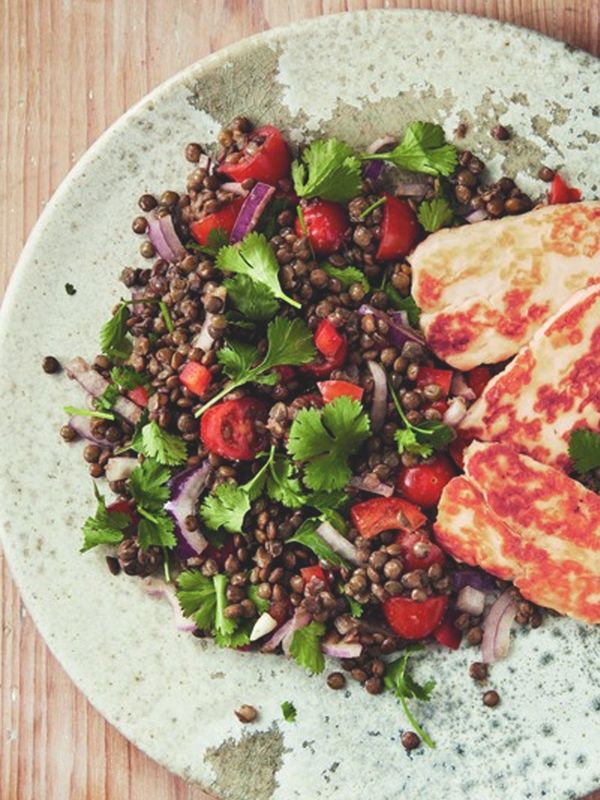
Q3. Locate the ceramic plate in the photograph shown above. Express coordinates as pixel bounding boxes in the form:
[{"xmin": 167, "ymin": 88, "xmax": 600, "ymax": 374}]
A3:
[{"xmin": 1, "ymin": 10, "xmax": 599, "ymax": 800}]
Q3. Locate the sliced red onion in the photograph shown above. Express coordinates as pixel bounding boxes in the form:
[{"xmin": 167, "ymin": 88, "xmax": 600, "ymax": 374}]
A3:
[
  {"xmin": 263, "ymin": 609, "xmax": 311, "ymax": 653},
  {"xmin": 220, "ymin": 181, "xmax": 249, "ymax": 197},
  {"xmin": 389, "ymin": 309, "xmax": 410, "ymax": 327},
  {"xmin": 192, "ymin": 286, "xmax": 227, "ymax": 352},
  {"xmin": 481, "ymin": 590, "xmax": 517, "ymax": 664},
  {"xmin": 350, "ymin": 474, "xmax": 394, "ymax": 498},
  {"xmin": 450, "ymin": 372, "xmax": 477, "ymax": 401},
  {"xmin": 452, "ymin": 569, "xmax": 497, "ymax": 593},
  {"xmin": 230, "ymin": 182, "xmax": 275, "ymax": 243},
  {"xmin": 105, "ymin": 457, "xmax": 139, "ymax": 482},
  {"xmin": 164, "ymin": 462, "xmax": 211, "ymax": 559},
  {"xmin": 366, "ymin": 135, "xmax": 397, "ymax": 154},
  {"xmin": 66, "ymin": 357, "xmax": 142, "ymax": 425},
  {"xmin": 321, "ymin": 641, "xmax": 363, "ymax": 659},
  {"xmin": 131, "ymin": 288, "xmax": 147, "ymax": 316},
  {"xmin": 456, "ymin": 586, "xmax": 486, "ymax": 616},
  {"xmin": 358, "ymin": 305, "xmax": 425, "ymax": 347},
  {"xmin": 316, "ymin": 521, "xmax": 359, "ymax": 565},
  {"xmin": 282, "ymin": 609, "xmax": 312, "ymax": 656},
  {"xmin": 198, "ymin": 153, "xmax": 214, "ymax": 174},
  {"xmin": 67, "ymin": 416, "xmax": 115, "ymax": 448},
  {"xmin": 158, "ymin": 213, "xmax": 187, "ymax": 262},
  {"xmin": 465, "ymin": 208, "xmax": 489, "ymax": 223},
  {"xmin": 395, "ymin": 172, "xmax": 434, "ymax": 199},
  {"xmin": 146, "ymin": 214, "xmax": 176, "ymax": 262},
  {"xmin": 443, "ymin": 397, "xmax": 468, "ymax": 427},
  {"xmin": 143, "ymin": 577, "xmax": 196, "ymax": 632},
  {"xmin": 363, "ymin": 135, "xmax": 396, "ymax": 181},
  {"xmin": 367, "ymin": 359, "xmax": 388, "ymax": 432},
  {"xmin": 250, "ymin": 612, "xmax": 278, "ymax": 642}
]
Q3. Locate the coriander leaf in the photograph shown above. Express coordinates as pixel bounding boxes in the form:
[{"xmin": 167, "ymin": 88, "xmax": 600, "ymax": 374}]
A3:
[
  {"xmin": 395, "ymin": 427, "xmax": 433, "ymax": 459},
  {"xmin": 267, "ymin": 457, "xmax": 307, "ymax": 508},
  {"xmin": 215, "ymin": 623, "xmax": 252, "ymax": 649},
  {"xmin": 346, "ymin": 594, "xmax": 364, "ymax": 618},
  {"xmin": 569, "ymin": 428, "xmax": 600, "ymax": 474},
  {"xmin": 288, "ymin": 396, "xmax": 371, "ymax": 491},
  {"xmin": 129, "ymin": 458, "xmax": 171, "ymax": 509},
  {"xmin": 322, "ymin": 263, "xmax": 369, "ymax": 292},
  {"xmin": 384, "ymin": 289, "xmax": 421, "ymax": 326},
  {"xmin": 417, "ymin": 196, "xmax": 455, "ymax": 232},
  {"xmin": 176, "ymin": 570, "xmax": 217, "ymax": 629},
  {"xmin": 384, "ymin": 646, "xmax": 436, "ymax": 748},
  {"xmin": 223, "ymin": 274, "xmax": 279, "ymax": 322},
  {"xmin": 140, "ymin": 420, "xmax": 187, "ymax": 466},
  {"xmin": 63, "ymin": 405, "xmax": 115, "ymax": 421},
  {"xmin": 81, "ymin": 485, "xmax": 130, "ymax": 552},
  {"xmin": 200, "ymin": 482, "xmax": 250, "ymax": 534},
  {"xmin": 362, "ymin": 122, "xmax": 458, "ymax": 177},
  {"xmin": 418, "ymin": 419, "xmax": 454, "ymax": 450},
  {"xmin": 188, "ymin": 226, "xmax": 229, "ymax": 256},
  {"xmin": 306, "ymin": 489, "xmax": 349, "ymax": 512},
  {"xmin": 95, "ymin": 382, "xmax": 120, "ymax": 413},
  {"xmin": 359, "ymin": 196, "xmax": 387, "ymax": 219},
  {"xmin": 217, "ymin": 232, "xmax": 300, "ymax": 309},
  {"xmin": 288, "ymin": 518, "xmax": 350, "ymax": 569},
  {"xmin": 292, "ymin": 139, "xmax": 362, "ymax": 203},
  {"xmin": 137, "ymin": 510, "xmax": 176, "ymax": 549},
  {"xmin": 110, "ymin": 365, "xmax": 147, "ymax": 390},
  {"xmin": 100, "ymin": 302, "xmax": 131, "ymax": 360},
  {"xmin": 225, "ymin": 311, "xmax": 257, "ymax": 331},
  {"xmin": 281, "ymin": 701, "xmax": 297, "ymax": 722},
  {"xmin": 289, "ymin": 621, "xmax": 326, "ymax": 675},
  {"xmin": 319, "ymin": 507, "xmax": 347, "ymax": 535},
  {"xmin": 159, "ymin": 300, "xmax": 175, "ymax": 333},
  {"xmin": 390, "ymin": 381, "xmax": 453, "ymax": 457},
  {"xmin": 217, "ymin": 340, "xmax": 259, "ymax": 381},
  {"xmin": 65, "ymin": 282, "xmax": 77, "ymax": 295},
  {"xmin": 213, "ymin": 574, "xmax": 251, "ymax": 648},
  {"xmin": 248, "ymin": 585, "xmax": 270, "ymax": 615}
]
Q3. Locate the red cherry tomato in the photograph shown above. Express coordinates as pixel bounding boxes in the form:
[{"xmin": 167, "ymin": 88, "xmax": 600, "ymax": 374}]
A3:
[
  {"xmin": 200, "ymin": 397, "xmax": 268, "ymax": 461},
  {"xmin": 190, "ymin": 197, "xmax": 244, "ymax": 246},
  {"xmin": 179, "ymin": 361, "xmax": 212, "ymax": 397},
  {"xmin": 415, "ymin": 366, "xmax": 453, "ymax": 398},
  {"xmin": 300, "ymin": 565, "xmax": 328, "ymax": 584},
  {"xmin": 317, "ymin": 380, "xmax": 364, "ymax": 403},
  {"xmin": 376, "ymin": 195, "xmax": 421, "ymax": 261},
  {"xmin": 465, "ymin": 366, "xmax": 492, "ymax": 398},
  {"xmin": 218, "ymin": 125, "xmax": 291, "ymax": 185},
  {"xmin": 383, "ymin": 595, "xmax": 449, "ymax": 640},
  {"xmin": 314, "ymin": 319, "xmax": 345, "ymax": 359},
  {"xmin": 395, "ymin": 531, "xmax": 446, "ymax": 571},
  {"xmin": 396, "ymin": 455, "xmax": 456, "ymax": 509},
  {"xmin": 295, "ymin": 200, "xmax": 348, "ymax": 256},
  {"xmin": 433, "ymin": 614, "xmax": 462, "ymax": 650},
  {"xmin": 350, "ymin": 496, "xmax": 426, "ymax": 539},
  {"xmin": 126, "ymin": 385, "xmax": 149, "ymax": 408},
  {"xmin": 548, "ymin": 172, "xmax": 581, "ymax": 205}
]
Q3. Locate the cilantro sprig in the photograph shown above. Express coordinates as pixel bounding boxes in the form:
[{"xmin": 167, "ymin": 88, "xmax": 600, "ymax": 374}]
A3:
[
  {"xmin": 195, "ymin": 317, "xmax": 316, "ymax": 416},
  {"xmin": 361, "ymin": 122, "xmax": 458, "ymax": 177},
  {"xmin": 389, "ymin": 379, "xmax": 453, "ymax": 458},
  {"xmin": 188, "ymin": 226, "xmax": 229, "ymax": 257},
  {"xmin": 129, "ymin": 458, "xmax": 176, "ymax": 549},
  {"xmin": 292, "ymin": 138, "xmax": 362, "ymax": 203},
  {"xmin": 384, "ymin": 291, "xmax": 422, "ymax": 327},
  {"xmin": 131, "ymin": 420, "xmax": 187, "ymax": 466},
  {"xmin": 417, "ymin": 195, "xmax": 455, "ymax": 232},
  {"xmin": 281, "ymin": 701, "xmax": 297, "ymax": 722},
  {"xmin": 216, "ymin": 232, "xmax": 300, "ymax": 309},
  {"xmin": 200, "ymin": 455, "xmax": 271, "ymax": 534},
  {"xmin": 81, "ymin": 485, "xmax": 130, "ymax": 552},
  {"xmin": 176, "ymin": 571, "xmax": 251, "ymax": 648},
  {"xmin": 100, "ymin": 302, "xmax": 132, "ymax": 361},
  {"xmin": 288, "ymin": 518, "xmax": 351, "ymax": 569},
  {"xmin": 384, "ymin": 645, "xmax": 436, "ymax": 749},
  {"xmin": 289, "ymin": 621, "xmax": 326, "ymax": 675},
  {"xmin": 322, "ymin": 263, "xmax": 369, "ymax": 292},
  {"xmin": 223, "ymin": 274, "xmax": 279, "ymax": 322},
  {"xmin": 569, "ymin": 428, "xmax": 600, "ymax": 474}
]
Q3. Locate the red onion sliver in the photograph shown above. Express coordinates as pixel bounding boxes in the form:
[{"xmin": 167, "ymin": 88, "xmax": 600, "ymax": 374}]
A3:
[
  {"xmin": 198, "ymin": 154, "xmax": 214, "ymax": 174},
  {"xmin": 105, "ymin": 457, "xmax": 139, "ymax": 482},
  {"xmin": 481, "ymin": 590, "xmax": 517, "ymax": 664},
  {"xmin": 146, "ymin": 214, "xmax": 176, "ymax": 262},
  {"xmin": 67, "ymin": 416, "xmax": 115, "ymax": 448},
  {"xmin": 281, "ymin": 610, "xmax": 312, "ymax": 656},
  {"xmin": 143, "ymin": 577, "xmax": 196, "ymax": 633},
  {"xmin": 230, "ymin": 182, "xmax": 275, "ymax": 243},
  {"xmin": 158, "ymin": 214, "xmax": 187, "ymax": 262},
  {"xmin": 192, "ymin": 286, "xmax": 227, "ymax": 352},
  {"xmin": 262, "ymin": 616, "xmax": 295, "ymax": 652},
  {"xmin": 164, "ymin": 462, "xmax": 211, "ymax": 558},
  {"xmin": 66, "ymin": 357, "xmax": 142, "ymax": 425},
  {"xmin": 366, "ymin": 135, "xmax": 397, "ymax": 154},
  {"xmin": 367, "ymin": 360, "xmax": 388, "ymax": 433},
  {"xmin": 358, "ymin": 304, "xmax": 425, "ymax": 347},
  {"xmin": 363, "ymin": 136, "xmax": 397, "ymax": 181},
  {"xmin": 316, "ymin": 521, "xmax": 359, "ymax": 565},
  {"xmin": 443, "ymin": 397, "xmax": 468, "ymax": 427},
  {"xmin": 220, "ymin": 182, "xmax": 249, "ymax": 196},
  {"xmin": 349, "ymin": 474, "xmax": 394, "ymax": 498},
  {"xmin": 452, "ymin": 569, "xmax": 497, "ymax": 593},
  {"xmin": 450, "ymin": 372, "xmax": 477, "ymax": 401},
  {"xmin": 321, "ymin": 641, "xmax": 363, "ymax": 659},
  {"xmin": 456, "ymin": 586, "xmax": 486, "ymax": 616},
  {"xmin": 465, "ymin": 208, "xmax": 489, "ymax": 223}
]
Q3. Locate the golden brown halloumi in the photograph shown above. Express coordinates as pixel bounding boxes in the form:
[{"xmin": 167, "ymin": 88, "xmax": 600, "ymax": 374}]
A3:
[
  {"xmin": 410, "ymin": 202, "xmax": 600, "ymax": 370},
  {"xmin": 459, "ymin": 284, "xmax": 600, "ymax": 470},
  {"xmin": 434, "ymin": 442, "xmax": 600, "ymax": 623}
]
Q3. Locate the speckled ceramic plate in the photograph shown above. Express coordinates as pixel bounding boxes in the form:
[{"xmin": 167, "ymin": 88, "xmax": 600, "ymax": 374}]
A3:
[{"xmin": 1, "ymin": 10, "xmax": 599, "ymax": 800}]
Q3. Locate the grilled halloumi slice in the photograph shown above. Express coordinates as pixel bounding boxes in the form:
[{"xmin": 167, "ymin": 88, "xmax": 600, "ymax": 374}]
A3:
[
  {"xmin": 410, "ymin": 202, "xmax": 600, "ymax": 370},
  {"xmin": 459, "ymin": 284, "xmax": 600, "ymax": 470}
]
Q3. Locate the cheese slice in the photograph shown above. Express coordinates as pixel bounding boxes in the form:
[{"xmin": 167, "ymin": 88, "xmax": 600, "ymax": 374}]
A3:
[
  {"xmin": 459, "ymin": 284, "xmax": 600, "ymax": 470},
  {"xmin": 410, "ymin": 201, "xmax": 600, "ymax": 369}
]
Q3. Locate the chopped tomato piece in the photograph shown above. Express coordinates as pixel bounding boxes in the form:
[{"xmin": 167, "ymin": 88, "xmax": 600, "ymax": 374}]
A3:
[
  {"xmin": 383, "ymin": 595, "xmax": 449, "ymax": 640},
  {"xmin": 275, "ymin": 365, "xmax": 295, "ymax": 381},
  {"xmin": 448, "ymin": 431, "xmax": 474, "ymax": 470},
  {"xmin": 218, "ymin": 125, "xmax": 291, "ymax": 185},
  {"xmin": 465, "ymin": 366, "xmax": 492, "ymax": 398},
  {"xmin": 179, "ymin": 361, "xmax": 212, "ymax": 396},
  {"xmin": 314, "ymin": 319, "xmax": 345, "ymax": 359},
  {"xmin": 300, "ymin": 565, "xmax": 328, "ymax": 584},
  {"xmin": 396, "ymin": 455, "xmax": 456, "ymax": 509},
  {"xmin": 350, "ymin": 496, "xmax": 426, "ymax": 539},
  {"xmin": 433, "ymin": 614, "xmax": 462, "ymax": 650},
  {"xmin": 127, "ymin": 385, "xmax": 149, "ymax": 408},
  {"xmin": 190, "ymin": 197, "xmax": 244, "ymax": 245},
  {"xmin": 548, "ymin": 173, "xmax": 581, "ymax": 205},
  {"xmin": 376, "ymin": 195, "xmax": 421, "ymax": 261},
  {"xmin": 200, "ymin": 397, "xmax": 268, "ymax": 461},
  {"xmin": 429, "ymin": 399, "xmax": 449, "ymax": 415},
  {"xmin": 317, "ymin": 380, "xmax": 364, "ymax": 403},
  {"xmin": 395, "ymin": 531, "xmax": 446, "ymax": 571},
  {"xmin": 295, "ymin": 200, "xmax": 348, "ymax": 256},
  {"xmin": 415, "ymin": 366, "xmax": 453, "ymax": 397}
]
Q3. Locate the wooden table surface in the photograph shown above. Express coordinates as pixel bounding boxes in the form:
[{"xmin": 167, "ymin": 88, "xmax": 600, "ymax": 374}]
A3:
[{"xmin": 1, "ymin": 1, "xmax": 599, "ymax": 799}]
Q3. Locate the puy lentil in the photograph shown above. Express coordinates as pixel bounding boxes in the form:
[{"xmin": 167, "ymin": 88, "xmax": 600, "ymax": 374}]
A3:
[
  {"xmin": 483, "ymin": 690, "xmax": 500, "ymax": 707},
  {"xmin": 401, "ymin": 731, "xmax": 421, "ymax": 751},
  {"xmin": 42, "ymin": 356, "xmax": 60, "ymax": 374},
  {"xmin": 235, "ymin": 704, "xmax": 258, "ymax": 723}
]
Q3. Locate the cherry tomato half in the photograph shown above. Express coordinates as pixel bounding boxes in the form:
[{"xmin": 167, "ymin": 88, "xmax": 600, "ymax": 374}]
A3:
[
  {"xmin": 190, "ymin": 197, "xmax": 244, "ymax": 245},
  {"xmin": 376, "ymin": 195, "xmax": 421, "ymax": 261},
  {"xmin": 295, "ymin": 200, "xmax": 348, "ymax": 256},
  {"xmin": 415, "ymin": 366, "xmax": 453, "ymax": 398},
  {"xmin": 350, "ymin": 496, "xmax": 426, "ymax": 539},
  {"xmin": 383, "ymin": 595, "xmax": 449, "ymax": 640},
  {"xmin": 465, "ymin": 365, "xmax": 492, "ymax": 399},
  {"xmin": 126, "ymin": 386, "xmax": 149, "ymax": 408},
  {"xmin": 317, "ymin": 380, "xmax": 364, "ymax": 403},
  {"xmin": 548, "ymin": 172, "xmax": 581, "ymax": 205},
  {"xmin": 179, "ymin": 361, "xmax": 212, "ymax": 397},
  {"xmin": 218, "ymin": 125, "xmax": 291, "ymax": 185},
  {"xmin": 200, "ymin": 397, "xmax": 268, "ymax": 461},
  {"xmin": 395, "ymin": 531, "xmax": 446, "ymax": 571},
  {"xmin": 396, "ymin": 455, "xmax": 456, "ymax": 509}
]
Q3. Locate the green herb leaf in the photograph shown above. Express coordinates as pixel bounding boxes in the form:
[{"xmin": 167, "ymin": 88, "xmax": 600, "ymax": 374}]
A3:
[
  {"xmin": 200, "ymin": 483, "xmax": 251, "ymax": 534},
  {"xmin": 390, "ymin": 381, "xmax": 453, "ymax": 458},
  {"xmin": 223, "ymin": 274, "xmax": 279, "ymax": 322},
  {"xmin": 417, "ymin": 196, "xmax": 455, "ymax": 232},
  {"xmin": 137, "ymin": 510, "xmax": 177, "ymax": 549},
  {"xmin": 100, "ymin": 302, "xmax": 131, "ymax": 360},
  {"xmin": 292, "ymin": 138, "xmax": 362, "ymax": 203},
  {"xmin": 177, "ymin": 570, "xmax": 217, "ymax": 629},
  {"xmin": 362, "ymin": 122, "xmax": 458, "ymax": 177},
  {"xmin": 359, "ymin": 196, "xmax": 387, "ymax": 220},
  {"xmin": 287, "ymin": 396, "xmax": 371, "ymax": 491},
  {"xmin": 137, "ymin": 420, "xmax": 187, "ymax": 466},
  {"xmin": 384, "ymin": 289, "xmax": 421, "ymax": 326},
  {"xmin": 247, "ymin": 585, "xmax": 270, "ymax": 615},
  {"xmin": 289, "ymin": 621, "xmax": 326, "ymax": 675},
  {"xmin": 129, "ymin": 458, "xmax": 176, "ymax": 549},
  {"xmin": 288, "ymin": 518, "xmax": 350, "ymax": 569},
  {"xmin": 305, "ymin": 489, "xmax": 349, "ymax": 513},
  {"xmin": 346, "ymin": 594, "xmax": 364, "ymax": 618},
  {"xmin": 267, "ymin": 457, "xmax": 307, "ymax": 509},
  {"xmin": 322, "ymin": 263, "xmax": 369, "ymax": 292},
  {"xmin": 217, "ymin": 232, "xmax": 300, "ymax": 309},
  {"xmin": 213, "ymin": 574, "xmax": 251, "ymax": 648},
  {"xmin": 281, "ymin": 701, "xmax": 297, "ymax": 722},
  {"xmin": 188, "ymin": 226, "xmax": 229, "ymax": 257},
  {"xmin": 395, "ymin": 428, "xmax": 433, "ymax": 459},
  {"xmin": 63, "ymin": 406, "xmax": 115, "ymax": 421},
  {"xmin": 569, "ymin": 428, "xmax": 600, "ymax": 474},
  {"xmin": 81, "ymin": 485, "xmax": 130, "ymax": 552},
  {"xmin": 384, "ymin": 646, "xmax": 436, "ymax": 748},
  {"xmin": 95, "ymin": 383, "xmax": 121, "ymax": 413},
  {"xmin": 110, "ymin": 366, "xmax": 147, "ymax": 391},
  {"xmin": 159, "ymin": 300, "xmax": 175, "ymax": 333},
  {"xmin": 65, "ymin": 282, "xmax": 77, "ymax": 296},
  {"xmin": 217, "ymin": 340, "xmax": 259, "ymax": 381}
]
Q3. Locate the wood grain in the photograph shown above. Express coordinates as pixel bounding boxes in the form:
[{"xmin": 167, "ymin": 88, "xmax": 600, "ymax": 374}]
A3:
[{"xmin": 1, "ymin": 1, "xmax": 599, "ymax": 798}]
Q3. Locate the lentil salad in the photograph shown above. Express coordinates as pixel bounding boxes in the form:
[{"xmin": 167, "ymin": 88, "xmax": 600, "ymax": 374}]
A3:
[{"xmin": 51, "ymin": 117, "xmax": 598, "ymax": 749}]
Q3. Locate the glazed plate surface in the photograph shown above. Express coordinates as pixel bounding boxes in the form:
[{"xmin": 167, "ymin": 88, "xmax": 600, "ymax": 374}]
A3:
[{"xmin": 1, "ymin": 11, "xmax": 599, "ymax": 800}]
